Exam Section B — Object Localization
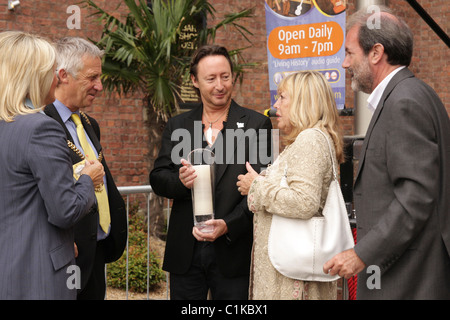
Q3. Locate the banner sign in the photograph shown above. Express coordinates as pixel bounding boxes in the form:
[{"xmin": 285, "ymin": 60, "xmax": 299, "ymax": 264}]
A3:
[{"xmin": 265, "ymin": 0, "xmax": 346, "ymax": 109}]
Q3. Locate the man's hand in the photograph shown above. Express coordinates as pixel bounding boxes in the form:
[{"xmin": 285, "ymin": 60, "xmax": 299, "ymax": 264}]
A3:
[
  {"xmin": 179, "ymin": 158, "xmax": 196, "ymax": 189},
  {"xmin": 323, "ymin": 248, "xmax": 366, "ymax": 279},
  {"xmin": 192, "ymin": 219, "xmax": 228, "ymax": 242}
]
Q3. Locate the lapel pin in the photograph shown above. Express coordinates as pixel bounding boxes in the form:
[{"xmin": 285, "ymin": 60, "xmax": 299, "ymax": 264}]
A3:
[{"xmin": 237, "ymin": 122, "xmax": 244, "ymax": 128}]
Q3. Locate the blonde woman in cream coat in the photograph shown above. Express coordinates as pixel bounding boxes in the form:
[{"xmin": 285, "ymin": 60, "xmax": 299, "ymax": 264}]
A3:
[{"xmin": 237, "ymin": 71, "xmax": 345, "ymax": 300}]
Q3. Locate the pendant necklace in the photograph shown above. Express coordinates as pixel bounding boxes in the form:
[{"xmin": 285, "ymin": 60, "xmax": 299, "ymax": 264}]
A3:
[{"xmin": 204, "ymin": 106, "xmax": 230, "ymax": 145}]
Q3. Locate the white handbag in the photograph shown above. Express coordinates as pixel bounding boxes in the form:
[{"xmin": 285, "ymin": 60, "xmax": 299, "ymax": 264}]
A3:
[{"xmin": 268, "ymin": 129, "xmax": 354, "ymax": 281}]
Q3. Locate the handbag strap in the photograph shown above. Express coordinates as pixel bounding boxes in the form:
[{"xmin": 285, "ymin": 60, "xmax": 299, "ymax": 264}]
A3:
[{"xmin": 311, "ymin": 128, "xmax": 338, "ymax": 181}]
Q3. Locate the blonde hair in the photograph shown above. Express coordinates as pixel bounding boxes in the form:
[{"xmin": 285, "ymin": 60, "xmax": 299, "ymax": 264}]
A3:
[
  {"xmin": 278, "ymin": 71, "xmax": 345, "ymax": 163},
  {"xmin": 0, "ymin": 31, "xmax": 56, "ymax": 122}
]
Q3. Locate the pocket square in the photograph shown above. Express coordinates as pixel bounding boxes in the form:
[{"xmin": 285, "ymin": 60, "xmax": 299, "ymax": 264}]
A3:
[{"xmin": 237, "ymin": 122, "xmax": 244, "ymax": 128}]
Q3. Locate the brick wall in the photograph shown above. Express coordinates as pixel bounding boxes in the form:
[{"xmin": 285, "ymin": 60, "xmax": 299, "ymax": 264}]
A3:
[
  {"xmin": 1, "ymin": 0, "xmax": 448, "ymax": 187},
  {"xmin": 397, "ymin": 0, "xmax": 449, "ymax": 115},
  {"xmin": 212, "ymin": 0, "xmax": 449, "ymax": 129},
  {"xmin": 0, "ymin": 0, "xmax": 148, "ymax": 186}
]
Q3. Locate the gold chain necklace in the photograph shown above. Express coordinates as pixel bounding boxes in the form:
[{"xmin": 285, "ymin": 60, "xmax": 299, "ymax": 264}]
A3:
[{"xmin": 66, "ymin": 111, "xmax": 102, "ymax": 162}]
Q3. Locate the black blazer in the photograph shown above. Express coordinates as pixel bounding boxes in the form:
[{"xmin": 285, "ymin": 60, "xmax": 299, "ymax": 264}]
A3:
[
  {"xmin": 44, "ymin": 104, "xmax": 127, "ymax": 290},
  {"xmin": 150, "ymin": 101, "xmax": 273, "ymax": 277}
]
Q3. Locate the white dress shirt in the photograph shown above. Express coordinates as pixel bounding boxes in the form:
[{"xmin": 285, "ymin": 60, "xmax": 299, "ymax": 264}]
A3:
[{"xmin": 367, "ymin": 66, "xmax": 406, "ymax": 113}]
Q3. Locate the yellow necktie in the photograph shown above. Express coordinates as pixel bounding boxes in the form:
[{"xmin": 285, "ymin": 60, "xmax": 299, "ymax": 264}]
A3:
[{"xmin": 71, "ymin": 113, "xmax": 110, "ymax": 233}]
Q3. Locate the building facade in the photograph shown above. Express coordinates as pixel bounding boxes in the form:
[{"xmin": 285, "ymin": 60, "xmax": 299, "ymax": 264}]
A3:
[{"xmin": 1, "ymin": 0, "xmax": 448, "ymax": 186}]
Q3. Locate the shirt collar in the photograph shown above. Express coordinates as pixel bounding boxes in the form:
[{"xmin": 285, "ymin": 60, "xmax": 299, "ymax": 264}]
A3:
[
  {"xmin": 24, "ymin": 98, "xmax": 46, "ymax": 114},
  {"xmin": 367, "ymin": 66, "xmax": 405, "ymax": 113},
  {"xmin": 53, "ymin": 99, "xmax": 79, "ymax": 123},
  {"xmin": 24, "ymin": 98, "xmax": 35, "ymax": 109}
]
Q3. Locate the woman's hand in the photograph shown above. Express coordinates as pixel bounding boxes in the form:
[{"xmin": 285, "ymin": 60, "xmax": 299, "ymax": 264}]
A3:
[
  {"xmin": 236, "ymin": 162, "xmax": 259, "ymax": 196},
  {"xmin": 80, "ymin": 158, "xmax": 105, "ymax": 187}
]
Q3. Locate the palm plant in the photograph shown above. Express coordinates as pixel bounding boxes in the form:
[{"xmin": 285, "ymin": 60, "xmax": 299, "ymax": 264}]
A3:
[
  {"xmin": 84, "ymin": 0, "xmax": 255, "ymax": 238},
  {"xmin": 84, "ymin": 0, "xmax": 254, "ymax": 120}
]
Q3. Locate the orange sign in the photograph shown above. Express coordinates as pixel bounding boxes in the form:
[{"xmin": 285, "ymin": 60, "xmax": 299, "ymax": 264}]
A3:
[{"xmin": 268, "ymin": 21, "xmax": 344, "ymax": 59}]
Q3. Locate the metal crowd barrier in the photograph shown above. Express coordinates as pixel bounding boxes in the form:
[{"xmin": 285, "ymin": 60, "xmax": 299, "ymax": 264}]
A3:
[
  {"xmin": 107, "ymin": 185, "xmax": 169, "ymax": 300},
  {"xmin": 111, "ymin": 185, "xmax": 355, "ymax": 300}
]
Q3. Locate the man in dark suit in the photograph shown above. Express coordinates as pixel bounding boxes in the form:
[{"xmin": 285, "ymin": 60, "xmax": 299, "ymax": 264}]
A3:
[
  {"xmin": 324, "ymin": 7, "xmax": 450, "ymax": 299},
  {"xmin": 45, "ymin": 37, "xmax": 127, "ymax": 300},
  {"xmin": 150, "ymin": 45, "xmax": 273, "ymax": 299}
]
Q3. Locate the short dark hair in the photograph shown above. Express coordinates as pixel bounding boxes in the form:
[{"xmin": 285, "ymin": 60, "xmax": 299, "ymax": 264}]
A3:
[
  {"xmin": 348, "ymin": 6, "xmax": 413, "ymax": 66},
  {"xmin": 189, "ymin": 45, "xmax": 234, "ymax": 95}
]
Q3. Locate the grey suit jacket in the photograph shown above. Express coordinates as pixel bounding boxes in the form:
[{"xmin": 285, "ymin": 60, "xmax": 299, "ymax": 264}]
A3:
[
  {"xmin": 0, "ymin": 113, "xmax": 95, "ymax": 299},
  {"xmin": 353, "ymin": 68, "xmax": 450, "ymax": 299},
  {"xmin": 44, "ymin": 103, "xmax": 128, "ymax": 296}
]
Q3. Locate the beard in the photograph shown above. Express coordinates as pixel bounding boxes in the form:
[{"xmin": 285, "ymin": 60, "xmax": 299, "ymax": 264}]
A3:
[{"xmin": 349, "ymin": 58, "xmax": 373, "ymax": 94}]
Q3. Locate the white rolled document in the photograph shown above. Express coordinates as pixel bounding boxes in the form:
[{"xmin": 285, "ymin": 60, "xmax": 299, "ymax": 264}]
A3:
[
  {"xmin": 188, "ymin": 148, "xmax": 216, "ymax": 233},
  {"xmin": 192, "ymin": 164, "xmax": 213, "ymax": 216}
]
